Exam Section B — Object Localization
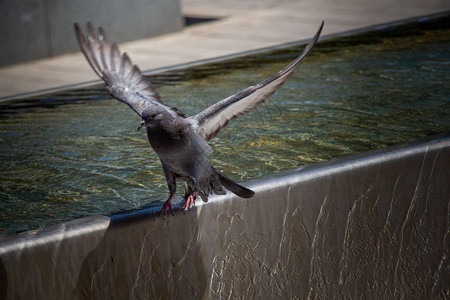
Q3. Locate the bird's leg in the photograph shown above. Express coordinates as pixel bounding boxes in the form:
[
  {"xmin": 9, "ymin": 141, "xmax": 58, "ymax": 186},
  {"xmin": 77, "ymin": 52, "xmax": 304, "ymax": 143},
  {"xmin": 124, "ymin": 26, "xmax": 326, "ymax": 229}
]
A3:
[
  {"xmin": 183, "ymin": 191, "xmax": 197, "ymax": 213},
  {"xmin": 160, "ymin": 193, "xmax": 175, "ymax": 218},
  {"xmin": 183, "ymin": 176, "xmax": 199, "ymax": 213},
  {"xmin": 160, "ymin": 166, "xmax": 177, "ymax": 218}
]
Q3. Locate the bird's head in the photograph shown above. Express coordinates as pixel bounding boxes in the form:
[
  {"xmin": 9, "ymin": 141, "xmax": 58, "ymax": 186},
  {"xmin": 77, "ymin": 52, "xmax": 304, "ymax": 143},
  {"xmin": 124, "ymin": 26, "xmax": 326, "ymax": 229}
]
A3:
[{"xmin": 138, "ymin": 105, "xmax": 167, "ymax": 131}]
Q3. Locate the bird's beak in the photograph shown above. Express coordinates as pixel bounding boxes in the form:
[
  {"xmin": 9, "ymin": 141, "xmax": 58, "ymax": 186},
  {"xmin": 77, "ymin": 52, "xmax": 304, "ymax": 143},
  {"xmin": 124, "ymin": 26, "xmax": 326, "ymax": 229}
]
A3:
[{"xmin": 137, "ymin": 120, "xmax": 146, "ymax": 131}]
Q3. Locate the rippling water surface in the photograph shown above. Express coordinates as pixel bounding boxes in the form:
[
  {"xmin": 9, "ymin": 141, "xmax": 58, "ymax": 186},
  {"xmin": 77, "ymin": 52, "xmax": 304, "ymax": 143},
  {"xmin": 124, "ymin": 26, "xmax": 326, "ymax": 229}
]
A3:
[{"xmin": 0, "ymin": 19, "xmax": 449, "ymax": 236}]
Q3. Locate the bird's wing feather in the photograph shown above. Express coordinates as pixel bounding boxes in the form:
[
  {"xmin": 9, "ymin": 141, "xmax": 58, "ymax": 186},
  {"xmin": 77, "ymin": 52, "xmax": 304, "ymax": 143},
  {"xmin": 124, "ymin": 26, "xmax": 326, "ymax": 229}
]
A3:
[
  {"xmin": 74, "ymin": 22, "xmax": 184, "ymax": 118},
  {"xmin": 188, "ymin": 21, "xmax": 324, "ymax": 140}
]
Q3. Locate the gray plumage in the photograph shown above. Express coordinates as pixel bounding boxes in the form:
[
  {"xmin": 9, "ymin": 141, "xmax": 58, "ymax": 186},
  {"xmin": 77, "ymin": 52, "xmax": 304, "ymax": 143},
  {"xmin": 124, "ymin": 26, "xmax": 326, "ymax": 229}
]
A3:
[{"xmin": 74, "ymin": 21, "xmax": 324, "ymax": 215}]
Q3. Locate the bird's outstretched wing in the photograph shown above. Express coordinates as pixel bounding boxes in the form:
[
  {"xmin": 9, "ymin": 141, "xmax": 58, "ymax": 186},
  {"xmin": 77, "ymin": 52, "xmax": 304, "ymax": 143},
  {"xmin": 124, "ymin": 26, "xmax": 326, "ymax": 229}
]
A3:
[
  {"xmin": 188, "ymin": 21, "xmax": 324, "ymax": 141},
  {"xmin": 74, "ymin": 22, "xmax": 184, "ymax": 118}
]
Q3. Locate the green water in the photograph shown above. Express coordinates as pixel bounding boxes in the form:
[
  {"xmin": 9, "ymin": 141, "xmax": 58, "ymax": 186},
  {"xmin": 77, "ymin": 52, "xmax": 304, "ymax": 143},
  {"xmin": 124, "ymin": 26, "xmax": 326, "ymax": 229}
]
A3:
[{"xmin": 0, "ymin": 18, "xmax": 449, "ymax": 237}]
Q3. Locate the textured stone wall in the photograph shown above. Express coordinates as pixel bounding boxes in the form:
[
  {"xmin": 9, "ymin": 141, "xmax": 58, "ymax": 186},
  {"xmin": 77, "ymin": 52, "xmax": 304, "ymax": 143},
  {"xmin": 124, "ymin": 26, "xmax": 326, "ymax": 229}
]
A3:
[{"xmin": 0, "ymin": 135, "xmax": 448, "ymax": 299}]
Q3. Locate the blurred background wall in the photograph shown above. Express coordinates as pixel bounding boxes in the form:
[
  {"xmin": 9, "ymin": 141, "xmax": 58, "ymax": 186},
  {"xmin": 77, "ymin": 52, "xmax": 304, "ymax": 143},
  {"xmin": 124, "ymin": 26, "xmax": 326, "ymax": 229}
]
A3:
[{"xmin": 0, "ymin": 0, "xmax": 183, "ymax": 67}]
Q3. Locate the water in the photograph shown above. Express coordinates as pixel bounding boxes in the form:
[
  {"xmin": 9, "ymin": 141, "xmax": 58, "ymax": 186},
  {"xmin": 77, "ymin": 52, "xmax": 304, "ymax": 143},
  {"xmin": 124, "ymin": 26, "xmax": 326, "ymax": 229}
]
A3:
[{"xmin": 0, "ymin": 18, "xmax": 449, "ymax": 237}]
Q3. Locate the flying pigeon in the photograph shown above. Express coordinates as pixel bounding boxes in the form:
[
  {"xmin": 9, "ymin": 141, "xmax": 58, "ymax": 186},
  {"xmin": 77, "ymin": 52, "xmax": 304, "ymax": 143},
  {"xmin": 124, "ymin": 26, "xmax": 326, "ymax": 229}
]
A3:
[{"xmin": 74, "ymin": 21, "xmax": 323, "ymax": 216}]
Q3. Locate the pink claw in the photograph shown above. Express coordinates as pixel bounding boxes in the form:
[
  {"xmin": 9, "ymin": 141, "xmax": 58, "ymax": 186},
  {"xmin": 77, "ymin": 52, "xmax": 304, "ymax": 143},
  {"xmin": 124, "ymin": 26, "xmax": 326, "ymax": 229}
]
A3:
[
  {"xmin": 160, "ymin": 194, "xmax": 175, "ymax": 218},
  {"xmin": 183, "ymin": 191, "xmax": 197, "ymax": 213}
]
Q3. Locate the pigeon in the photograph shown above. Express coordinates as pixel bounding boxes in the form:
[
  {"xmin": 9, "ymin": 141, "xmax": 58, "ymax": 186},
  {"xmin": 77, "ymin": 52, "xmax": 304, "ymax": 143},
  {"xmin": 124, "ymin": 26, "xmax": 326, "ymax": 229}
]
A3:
[{"xmin": 74, "ymin": 21, "xmax": 324, "ymax": 216}]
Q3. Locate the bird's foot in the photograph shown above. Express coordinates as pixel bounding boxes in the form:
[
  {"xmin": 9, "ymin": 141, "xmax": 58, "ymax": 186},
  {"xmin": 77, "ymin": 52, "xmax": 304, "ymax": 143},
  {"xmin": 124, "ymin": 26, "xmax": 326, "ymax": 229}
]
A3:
[
  {"xmin": 183, "ymin": 192, "xmax": 197, "ymax": 214},
  {"xmin": 159, "ymin": 194, "xmax": 175, "ymax": 218}
]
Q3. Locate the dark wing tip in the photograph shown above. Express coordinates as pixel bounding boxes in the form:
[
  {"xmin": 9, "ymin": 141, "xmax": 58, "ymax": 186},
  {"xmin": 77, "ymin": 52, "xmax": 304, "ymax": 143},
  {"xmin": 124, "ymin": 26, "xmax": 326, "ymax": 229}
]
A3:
[
  {"xmin": 73, "ymin": 22, "xmax": 83, "ymax": 42},
  {"xmin": 317, "ymin": 21, "xmax": 324, "ymax": 39}
]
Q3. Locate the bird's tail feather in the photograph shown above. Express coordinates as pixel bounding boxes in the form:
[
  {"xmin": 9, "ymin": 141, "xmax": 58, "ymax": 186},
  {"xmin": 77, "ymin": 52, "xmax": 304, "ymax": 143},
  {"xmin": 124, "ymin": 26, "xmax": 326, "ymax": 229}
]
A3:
[{"xmin": 215, "ymin": 170, "xmax": 255, "ymax": 198}]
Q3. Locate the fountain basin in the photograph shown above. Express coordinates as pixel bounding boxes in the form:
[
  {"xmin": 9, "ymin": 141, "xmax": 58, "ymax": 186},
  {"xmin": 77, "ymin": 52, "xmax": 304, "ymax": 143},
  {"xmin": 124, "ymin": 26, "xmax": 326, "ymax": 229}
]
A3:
[{"xmin": 0, "ymin": 134, "xmax": 448, "ymax": 298}]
